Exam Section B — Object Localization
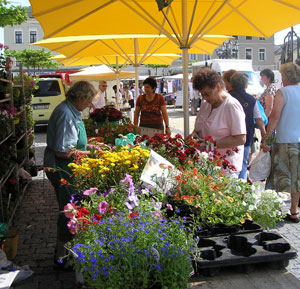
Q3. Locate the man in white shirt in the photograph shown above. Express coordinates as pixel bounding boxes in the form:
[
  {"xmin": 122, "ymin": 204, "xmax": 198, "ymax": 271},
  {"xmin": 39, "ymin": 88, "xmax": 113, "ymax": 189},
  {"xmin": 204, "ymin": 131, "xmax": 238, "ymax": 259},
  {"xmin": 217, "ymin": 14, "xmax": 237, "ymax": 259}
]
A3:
[{"xmin": 92, "ymin": 80, "xmax": 107, "ymax": 109}]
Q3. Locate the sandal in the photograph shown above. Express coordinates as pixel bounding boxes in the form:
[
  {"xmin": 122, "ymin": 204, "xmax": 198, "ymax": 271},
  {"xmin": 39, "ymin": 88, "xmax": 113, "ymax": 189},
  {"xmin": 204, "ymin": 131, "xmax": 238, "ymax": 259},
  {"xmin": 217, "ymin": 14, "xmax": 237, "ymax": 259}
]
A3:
[{"xmin": 284, "ymin": 212, "xmax": 300, "ymax": 223}]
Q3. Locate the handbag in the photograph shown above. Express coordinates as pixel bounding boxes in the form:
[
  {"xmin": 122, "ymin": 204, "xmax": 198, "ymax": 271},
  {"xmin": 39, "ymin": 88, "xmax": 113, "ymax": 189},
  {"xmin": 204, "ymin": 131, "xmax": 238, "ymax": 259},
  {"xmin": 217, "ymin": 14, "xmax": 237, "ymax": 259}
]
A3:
[
  {"xmin": 249, "ymin": 150, "xmax": 271, "ymax": 181},
  {"xmin": 254, "ymin": 100, "xmax": 268, "ymax": 128},
  {"xmin": 138, "ymin": 126, "xmax": 164, "ymax": 138}
]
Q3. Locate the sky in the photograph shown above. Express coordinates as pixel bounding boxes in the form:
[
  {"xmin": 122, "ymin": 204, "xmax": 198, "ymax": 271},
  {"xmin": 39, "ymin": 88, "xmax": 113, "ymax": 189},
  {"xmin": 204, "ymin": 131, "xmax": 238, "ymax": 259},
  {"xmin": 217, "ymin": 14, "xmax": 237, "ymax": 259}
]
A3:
[{"xmin": 0, "ymin": 0, "xmax": 300, "ymax": 46}]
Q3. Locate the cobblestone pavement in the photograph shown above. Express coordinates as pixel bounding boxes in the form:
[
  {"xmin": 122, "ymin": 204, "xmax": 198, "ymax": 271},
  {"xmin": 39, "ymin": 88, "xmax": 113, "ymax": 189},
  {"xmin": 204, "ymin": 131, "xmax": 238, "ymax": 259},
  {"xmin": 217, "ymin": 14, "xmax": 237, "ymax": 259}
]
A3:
[{"xmin": 9, "ymin": 108, "xmax": 300, "ymax": 288}]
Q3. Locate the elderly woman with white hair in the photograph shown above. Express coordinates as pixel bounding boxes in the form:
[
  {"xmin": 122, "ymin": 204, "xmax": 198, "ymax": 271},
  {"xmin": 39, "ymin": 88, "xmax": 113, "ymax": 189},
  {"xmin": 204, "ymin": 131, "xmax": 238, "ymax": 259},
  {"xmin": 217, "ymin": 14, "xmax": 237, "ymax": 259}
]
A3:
[{"xmin": 262, "ymin": 62, "xmax": 300, "ymax": 223}]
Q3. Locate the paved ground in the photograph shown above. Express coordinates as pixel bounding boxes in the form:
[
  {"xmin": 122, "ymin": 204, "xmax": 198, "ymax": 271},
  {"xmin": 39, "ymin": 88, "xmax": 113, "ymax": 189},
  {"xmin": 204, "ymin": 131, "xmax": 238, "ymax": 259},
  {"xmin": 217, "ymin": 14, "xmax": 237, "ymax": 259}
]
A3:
[{"xmin": 8, "ymin": 107, "xmax": 300, "ymax": 288}]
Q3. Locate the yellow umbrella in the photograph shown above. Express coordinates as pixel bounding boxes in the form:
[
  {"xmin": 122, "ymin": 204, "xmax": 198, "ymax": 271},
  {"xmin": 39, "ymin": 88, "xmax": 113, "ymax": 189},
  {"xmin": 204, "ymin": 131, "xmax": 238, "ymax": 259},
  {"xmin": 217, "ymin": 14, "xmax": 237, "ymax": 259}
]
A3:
[
  {"xmin": 30, "ymin": 0, "xmax": 300, "ymax": 136},
  {"xmin": 35, "ymin": 33, "xmax": 230, "ymax": 121},
  {"xmin": 51, "ymin": 53, "xmax": 180, "ymax": 66},
  {"xmin": 51, "ymin": 52, "xmax": 179, "ymax": 94},
  {"xmin": 33, "ymin": 34, "xmax": 230, "ymax": 56}
]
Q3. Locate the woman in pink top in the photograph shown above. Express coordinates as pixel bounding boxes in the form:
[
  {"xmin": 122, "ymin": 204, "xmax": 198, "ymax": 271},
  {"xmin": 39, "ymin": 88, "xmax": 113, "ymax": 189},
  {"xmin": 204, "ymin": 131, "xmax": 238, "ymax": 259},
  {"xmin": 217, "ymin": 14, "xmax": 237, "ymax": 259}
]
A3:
[{"xmin": 190, "ymin": 68, "xmax": 246, "ymax": 174}]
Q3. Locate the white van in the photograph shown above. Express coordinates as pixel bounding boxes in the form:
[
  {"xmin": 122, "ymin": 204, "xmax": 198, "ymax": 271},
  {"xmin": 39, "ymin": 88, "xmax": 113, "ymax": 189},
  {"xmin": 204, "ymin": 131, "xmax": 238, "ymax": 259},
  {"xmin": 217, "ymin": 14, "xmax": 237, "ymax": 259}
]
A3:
[{"xmin": 192, "ymin": 59, "xmax": 264, "ymax": 97}]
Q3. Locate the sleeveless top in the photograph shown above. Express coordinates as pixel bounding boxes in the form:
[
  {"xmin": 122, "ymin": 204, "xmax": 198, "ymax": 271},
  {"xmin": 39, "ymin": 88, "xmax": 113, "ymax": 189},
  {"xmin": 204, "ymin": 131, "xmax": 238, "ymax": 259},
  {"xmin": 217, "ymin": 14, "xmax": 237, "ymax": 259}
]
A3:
[
  {"xmin": 276, "ymin": 85, "xmax": 300, "ymax": 143},
  {"xmin": 230, "ymin": 89, "xmax": 256, "ymax": 146}
]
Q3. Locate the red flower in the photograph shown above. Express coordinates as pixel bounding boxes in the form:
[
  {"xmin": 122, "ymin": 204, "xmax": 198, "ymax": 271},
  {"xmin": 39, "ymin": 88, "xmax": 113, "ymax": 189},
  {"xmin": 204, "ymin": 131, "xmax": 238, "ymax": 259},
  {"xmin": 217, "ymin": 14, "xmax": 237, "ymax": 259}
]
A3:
[
  {"xmin": 129, "ymin": 211, "xmax": 139, "ymax": 219},
  {"xmin": 60, "ymin": 178, "xmax": 70, "ymax": 187}
]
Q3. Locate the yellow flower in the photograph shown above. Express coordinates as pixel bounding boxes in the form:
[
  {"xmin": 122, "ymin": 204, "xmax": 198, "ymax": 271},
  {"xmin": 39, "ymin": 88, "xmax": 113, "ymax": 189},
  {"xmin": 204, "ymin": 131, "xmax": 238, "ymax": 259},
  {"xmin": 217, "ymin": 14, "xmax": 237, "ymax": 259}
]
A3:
[
  {"xmin": 227, "ymin": 196, "xmax": 234, "ymax": 203},
  {"xmin": 240, "ymin": 218, "xmax": 245, "ymax": 224},
  {"xmin": 246, "ymin": 213, "xmax": 253, "ymax": 221}
]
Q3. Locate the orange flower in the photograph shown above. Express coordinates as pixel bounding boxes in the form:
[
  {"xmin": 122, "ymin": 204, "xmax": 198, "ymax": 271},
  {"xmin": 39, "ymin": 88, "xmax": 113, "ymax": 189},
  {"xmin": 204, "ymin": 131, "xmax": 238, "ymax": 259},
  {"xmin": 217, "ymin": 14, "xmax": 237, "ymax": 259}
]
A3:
[{"xmin": 60, "ymin": 178, "xmax": 70, "ymax": 187}]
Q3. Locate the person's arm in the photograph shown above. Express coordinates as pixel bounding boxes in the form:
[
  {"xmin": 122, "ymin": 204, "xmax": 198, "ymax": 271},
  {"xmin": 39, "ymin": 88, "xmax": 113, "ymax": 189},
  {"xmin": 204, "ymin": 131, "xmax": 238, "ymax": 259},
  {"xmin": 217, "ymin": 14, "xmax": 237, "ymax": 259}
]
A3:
[
  {"xmin": 134, "ymin": 106, "xmax": 141, "ymax": 126},
  {"xmin": 254, "ymin": 117, "xmax": 266, "ymax": 140},
  {"xmin": 215, "ymin": 134, "xmax": 246, "ymax": 149},
  {"xmin": 261, "ymin": 90, "xmax": 284, "ymax": 152},
  {"xmin": 266, "ymin": 90, "xmax": 284, "ymax": 137},
  {"xmin": 264, "ymin": 94, "xmax": 274, "ymax": 117},
  {"xmin": 160, "ymin": 104, "xmax": 171, "ymax": 135}
]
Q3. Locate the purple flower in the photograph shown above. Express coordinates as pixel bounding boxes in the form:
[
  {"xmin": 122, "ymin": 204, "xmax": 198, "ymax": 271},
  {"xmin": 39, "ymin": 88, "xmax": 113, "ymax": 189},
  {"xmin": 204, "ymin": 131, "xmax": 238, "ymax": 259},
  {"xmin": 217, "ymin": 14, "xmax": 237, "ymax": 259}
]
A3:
[
  {"xmin": 70, "ymin": 193, "xmax": 82, "ymax": 205},
  {"xmin": 83, "ymin": 187, "xmax": 98, "ymax": 196},
  {"xmin": 125, "ymin": 193, "xmax": 139, "ymax": 210},
  {"xmin": 98, "ymin": 201, "xmax": 108, "ymax": 214}
]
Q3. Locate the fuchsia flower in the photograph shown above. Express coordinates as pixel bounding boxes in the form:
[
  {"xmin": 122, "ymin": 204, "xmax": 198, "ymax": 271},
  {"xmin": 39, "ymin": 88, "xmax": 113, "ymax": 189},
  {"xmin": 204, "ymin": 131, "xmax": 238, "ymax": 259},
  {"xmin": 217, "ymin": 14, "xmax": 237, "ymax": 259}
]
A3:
[
  {"xmin": 83, "ymin": 187, "xmax": 98, "ymax": 196},
  {"xmin": 98, "ymin": 201, "xmax": 108, "ymax": 214},
  {"xmin": 67, "ymin": 217, "xmax": 78, "ymax": 234},
  {"xmin": 166, "ymin": 204, "xmax": 173, "ymax": 211},
  {"xmin": 63, "ymin": 203, "xmax": 78, "ymax": 218}
]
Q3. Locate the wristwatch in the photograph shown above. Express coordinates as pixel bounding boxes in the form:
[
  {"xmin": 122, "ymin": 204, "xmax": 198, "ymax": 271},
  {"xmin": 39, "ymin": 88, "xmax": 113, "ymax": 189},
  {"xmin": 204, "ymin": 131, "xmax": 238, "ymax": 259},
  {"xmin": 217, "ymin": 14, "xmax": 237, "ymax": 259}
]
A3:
[{"xmin": 166, "ymin": 125, "xmax": 170, "ymax": 128}]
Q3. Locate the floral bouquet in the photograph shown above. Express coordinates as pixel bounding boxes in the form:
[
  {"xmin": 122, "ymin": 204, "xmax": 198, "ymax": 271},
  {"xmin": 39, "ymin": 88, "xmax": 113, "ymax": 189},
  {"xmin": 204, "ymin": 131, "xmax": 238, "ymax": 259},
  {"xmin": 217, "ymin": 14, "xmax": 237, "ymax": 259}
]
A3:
[{"xmin": 90, "ymin": 105, "xmax": 122, "ymax": 123}]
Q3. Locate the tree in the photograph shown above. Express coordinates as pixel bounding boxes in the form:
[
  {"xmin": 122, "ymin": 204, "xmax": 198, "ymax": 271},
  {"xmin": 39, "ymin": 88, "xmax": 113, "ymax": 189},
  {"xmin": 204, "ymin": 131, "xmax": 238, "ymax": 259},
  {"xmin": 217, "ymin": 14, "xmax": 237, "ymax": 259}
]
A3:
[
  {"xmin": 0, "ymin": 0, "xmax": 27, "ymax": 27},
  {"xmin": 144, "ymin": 64, "xmax": 169, "ymax": 76},
  {"xmin": 6, "ymin": 48, "xmax": 60, "ymax": 74}
]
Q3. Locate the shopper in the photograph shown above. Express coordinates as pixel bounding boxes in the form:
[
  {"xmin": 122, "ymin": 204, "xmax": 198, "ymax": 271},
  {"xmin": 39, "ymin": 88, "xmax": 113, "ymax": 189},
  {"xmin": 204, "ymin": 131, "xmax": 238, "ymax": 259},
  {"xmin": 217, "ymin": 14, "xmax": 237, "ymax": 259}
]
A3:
[
  {"xmin": 262, "ymin": 62, "xmax": 300, "ymax": 223},
  {"xmin": 134, "ymin": 77, "xmax": 171, "ymax": 135},
  {"xmin": 190, "ymin": 67, "xmax": 246, "ymax": 175},
  {"xmin": 44, "ymin": 81, "xmax": 97, "ymax": 267}
]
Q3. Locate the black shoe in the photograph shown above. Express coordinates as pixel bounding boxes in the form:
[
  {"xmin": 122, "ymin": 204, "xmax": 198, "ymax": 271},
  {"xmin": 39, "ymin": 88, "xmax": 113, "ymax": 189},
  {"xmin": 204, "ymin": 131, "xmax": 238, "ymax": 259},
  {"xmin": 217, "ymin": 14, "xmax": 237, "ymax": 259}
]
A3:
[{"xmin": 284, "ymin": 213, "xmax": 300, "ymax": 223}]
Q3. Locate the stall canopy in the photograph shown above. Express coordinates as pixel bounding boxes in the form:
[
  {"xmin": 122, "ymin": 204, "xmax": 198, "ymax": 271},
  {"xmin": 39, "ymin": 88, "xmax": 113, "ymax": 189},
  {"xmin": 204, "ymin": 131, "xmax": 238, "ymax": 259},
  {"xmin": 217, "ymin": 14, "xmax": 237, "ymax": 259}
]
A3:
[
  {"xmin": 68, "ymin": 64, "xmax": 135, "ymax": 81},
  {"xmin": 29, "ymin": 0, "xmax": 300, "ymax": 136}
]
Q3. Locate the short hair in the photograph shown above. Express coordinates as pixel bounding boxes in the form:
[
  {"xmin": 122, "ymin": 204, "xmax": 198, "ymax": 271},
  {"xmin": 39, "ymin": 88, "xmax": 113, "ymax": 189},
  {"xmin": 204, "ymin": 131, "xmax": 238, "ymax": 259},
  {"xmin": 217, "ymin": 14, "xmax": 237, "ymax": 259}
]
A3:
[
  {"xmin": 99, "ymin": 80, "xmax": 107, "ymax": 86},
  {"xmin": 123, "ymin": 85, "xmax": 129, "ymax": 90},
  {"xmin": 143, "ymin": 77, "xmax": 157, "ymax": 89},
  {"xmin": 112, "ymin": 84, "xmax": 117, "ymax": 90},
  {"xmin": 222, "ymin": 69, "xmax": 237, "ymax": 83},
  {"xmin": 193, "ymin": 67, "xmax": 223, "ymax": 91},
  {"xmin": 280, "ymin": 62, "xmax": 300, "ymax": 84},
  {"xmin": 260, "ymin": 69, "xmax": 275, "ymax": 83},
  {"xmin": 66, "ymin": 81, "xmax": 97, "ymax": 102},
  {"xmin": 230, "ymin": 72, "xmax": 248, "ymax": 90}
]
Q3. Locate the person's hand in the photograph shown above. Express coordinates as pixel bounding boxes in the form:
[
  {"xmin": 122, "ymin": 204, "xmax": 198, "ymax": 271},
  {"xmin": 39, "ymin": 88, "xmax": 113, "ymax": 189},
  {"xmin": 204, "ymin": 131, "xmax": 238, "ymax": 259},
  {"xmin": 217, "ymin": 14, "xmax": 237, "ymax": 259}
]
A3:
[{"xmin": 165, "ymin": 127, "xmax": 171, "ymax": 135}]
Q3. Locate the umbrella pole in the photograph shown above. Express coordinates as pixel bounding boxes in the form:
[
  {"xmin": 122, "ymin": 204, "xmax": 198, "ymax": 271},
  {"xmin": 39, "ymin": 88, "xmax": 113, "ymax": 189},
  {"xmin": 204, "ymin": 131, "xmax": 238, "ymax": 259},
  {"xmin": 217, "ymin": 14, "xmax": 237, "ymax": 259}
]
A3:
[
  {"xmin": 134, "ymin": 65, "xmax": 139, "ymax": 99},
  {"xmin": 182, "ymin": 47, "xmax": 189, "ymax": 138},
  {"xmin": 182, "ymin": 0, "xmax": 189, "ymax": 138},
  {"xmin": 116, "ymin": 56, "xmax": 120, "ymax": 109}
]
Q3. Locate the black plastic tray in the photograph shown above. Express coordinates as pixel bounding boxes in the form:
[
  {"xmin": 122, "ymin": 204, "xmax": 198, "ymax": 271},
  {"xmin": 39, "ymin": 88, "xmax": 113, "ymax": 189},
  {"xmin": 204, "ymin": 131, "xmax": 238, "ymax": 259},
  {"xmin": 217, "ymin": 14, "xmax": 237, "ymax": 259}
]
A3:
[
  {"xmin": 195, "ymin": 220, "xmax": 263, "ymax": 238},
  {"xmin": 195, "ymin": 231, "xmax": 297, "ymax": 273}
]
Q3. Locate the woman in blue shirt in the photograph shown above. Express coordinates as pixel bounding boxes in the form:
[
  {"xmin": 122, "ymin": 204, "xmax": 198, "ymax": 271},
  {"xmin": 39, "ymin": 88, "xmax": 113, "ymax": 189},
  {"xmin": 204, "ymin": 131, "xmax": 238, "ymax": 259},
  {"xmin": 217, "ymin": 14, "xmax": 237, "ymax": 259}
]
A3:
[{"xmin": 44, "ymin": 81, "xmax": 97, "ymax": 267}]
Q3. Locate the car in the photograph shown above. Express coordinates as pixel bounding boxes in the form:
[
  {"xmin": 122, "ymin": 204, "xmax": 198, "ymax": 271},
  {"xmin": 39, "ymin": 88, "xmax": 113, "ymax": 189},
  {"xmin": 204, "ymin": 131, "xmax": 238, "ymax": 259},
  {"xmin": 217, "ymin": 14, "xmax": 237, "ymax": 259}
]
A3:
[{"xmin": 32, "ymin": 77, "xmax": 66, "ymax": 127}]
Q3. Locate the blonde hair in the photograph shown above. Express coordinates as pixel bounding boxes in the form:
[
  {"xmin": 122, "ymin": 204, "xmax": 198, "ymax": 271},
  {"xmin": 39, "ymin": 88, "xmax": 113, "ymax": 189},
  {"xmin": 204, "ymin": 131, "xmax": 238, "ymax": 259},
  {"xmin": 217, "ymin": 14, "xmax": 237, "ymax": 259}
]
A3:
[{"xmin": 280, "ymin": 62, "xmax": 300, "ymax": 84}]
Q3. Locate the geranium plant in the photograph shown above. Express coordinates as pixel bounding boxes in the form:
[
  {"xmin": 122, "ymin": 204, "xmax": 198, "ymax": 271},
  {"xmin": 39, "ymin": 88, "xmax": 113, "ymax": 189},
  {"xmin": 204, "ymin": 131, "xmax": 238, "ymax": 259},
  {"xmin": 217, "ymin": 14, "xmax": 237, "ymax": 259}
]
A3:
[{"xmin": 90, "ymin": 105, "xmax": 122, "ymax": 123}]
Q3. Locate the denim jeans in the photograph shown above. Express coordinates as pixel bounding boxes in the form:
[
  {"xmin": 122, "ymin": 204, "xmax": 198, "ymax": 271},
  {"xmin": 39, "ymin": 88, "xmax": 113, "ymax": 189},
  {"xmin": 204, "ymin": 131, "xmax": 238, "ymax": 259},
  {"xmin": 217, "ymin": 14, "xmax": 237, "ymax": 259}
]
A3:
[{"xmin": 239, "ymin": 145, "xmax": 251, "ymax": 180}]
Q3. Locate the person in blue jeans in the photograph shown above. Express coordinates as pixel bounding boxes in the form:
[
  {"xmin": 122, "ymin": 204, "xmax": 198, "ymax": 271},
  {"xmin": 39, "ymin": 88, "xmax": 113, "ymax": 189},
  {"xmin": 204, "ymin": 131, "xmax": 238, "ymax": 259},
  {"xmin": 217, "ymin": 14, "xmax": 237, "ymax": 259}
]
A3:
[{"xmin": 223, "ymin": 70, "xmax": 266, "ymax": 180}]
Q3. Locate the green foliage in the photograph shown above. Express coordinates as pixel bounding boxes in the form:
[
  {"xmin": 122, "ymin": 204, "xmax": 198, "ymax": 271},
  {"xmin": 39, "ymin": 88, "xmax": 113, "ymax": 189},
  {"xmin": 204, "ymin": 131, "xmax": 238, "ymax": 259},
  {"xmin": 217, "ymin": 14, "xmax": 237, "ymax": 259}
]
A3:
[
  {"xmin": 5, "ymin": 48, "xmax": 60, "ymax": 74},
  {"xmin": 0, "ymin": 0, "xmax": 27, "ymax": 27}
]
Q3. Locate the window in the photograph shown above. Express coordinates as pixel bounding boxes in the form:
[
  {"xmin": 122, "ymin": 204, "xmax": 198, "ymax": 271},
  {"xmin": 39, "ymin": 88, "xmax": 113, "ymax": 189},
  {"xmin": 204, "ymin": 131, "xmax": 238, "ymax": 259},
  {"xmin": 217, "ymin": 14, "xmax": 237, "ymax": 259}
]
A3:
[
  {"xmin": 15, "ymin": 31, "xmax": 22, "ymax": 44},
  {"xmin": 30, "ymin": 31, "xmax": 37, "ymax": 43},
  {"xmin": 204, "ymin": 54, "xmax": 211, "ymax": 61},
  {"xmin": 259, "ymin": 48, "xmax": 266, "ymax": 61},
  {"xmin": 245, "ymin": 48, "xmax": 252, "ymax": 59},
  {"xmin": 189, "ymin": 54, "xmax": 197, "ymax": 61},
  {"xmin": 259, "ymin": 37, "xmax": 265, "ymax": 40},
  {"xmin": 246, "ymin": 36, "xmax": 252, "ymax": 40}
]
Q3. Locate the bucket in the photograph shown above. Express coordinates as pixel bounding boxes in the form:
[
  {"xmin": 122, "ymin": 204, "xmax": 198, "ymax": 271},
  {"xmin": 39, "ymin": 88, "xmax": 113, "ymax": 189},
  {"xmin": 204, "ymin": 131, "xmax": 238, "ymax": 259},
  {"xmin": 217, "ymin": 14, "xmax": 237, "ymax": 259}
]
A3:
[{"xmin": 3, "ymin": 228, "xmax": 18, "ymax": 260}]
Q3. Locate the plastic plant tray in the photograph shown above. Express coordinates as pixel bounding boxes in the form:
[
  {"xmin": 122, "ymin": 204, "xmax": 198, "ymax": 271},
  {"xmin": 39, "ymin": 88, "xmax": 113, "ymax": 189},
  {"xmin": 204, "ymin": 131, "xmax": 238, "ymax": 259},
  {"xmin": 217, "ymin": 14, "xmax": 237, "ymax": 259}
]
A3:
[
  {"xmin": 195, "ymin": 231, "xmax": 297, "ymax": 272},
  {"xmin": 196, "ymin": 220, "xmax": 263, "ymax": 238}
]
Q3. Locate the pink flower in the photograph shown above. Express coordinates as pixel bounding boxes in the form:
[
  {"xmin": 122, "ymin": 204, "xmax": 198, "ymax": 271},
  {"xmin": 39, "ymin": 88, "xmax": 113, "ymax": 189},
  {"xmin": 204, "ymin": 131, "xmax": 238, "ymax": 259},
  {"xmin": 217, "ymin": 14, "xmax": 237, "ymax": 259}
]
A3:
[
  {"xmin": 63, "ymin": 203, "xmax": 77, "ymax": 219},
  {"xmin": 166, "ymin": 204, "xmax": 173, "ymax": 211},
  {"xmin": 67, "ymin": 217, "xmax": 77, "ymax": 234},
  {"xmin": 83, "ymin": 187, "xmax": 98, "ymax": 196},
  {"xmin": 154, "ymin": 211, "xmax": 161, "ymax": 219},
  {"xmin": 98, "ymin": 201, "xmax": 108, "ymax": 214}
]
